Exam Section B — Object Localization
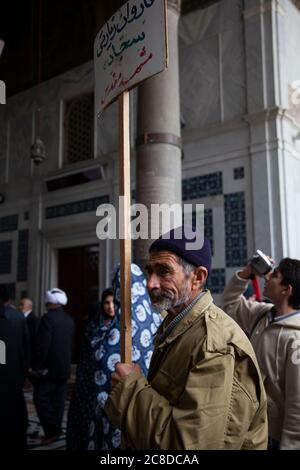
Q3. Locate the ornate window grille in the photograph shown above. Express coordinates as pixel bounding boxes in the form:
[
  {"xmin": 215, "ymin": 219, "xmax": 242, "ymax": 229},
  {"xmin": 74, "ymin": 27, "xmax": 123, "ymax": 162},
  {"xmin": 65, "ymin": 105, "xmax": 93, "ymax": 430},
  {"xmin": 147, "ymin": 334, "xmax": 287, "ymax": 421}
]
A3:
[{"xmin": 64, "ymin": 93, "xmax": 94, "ymax": 164}]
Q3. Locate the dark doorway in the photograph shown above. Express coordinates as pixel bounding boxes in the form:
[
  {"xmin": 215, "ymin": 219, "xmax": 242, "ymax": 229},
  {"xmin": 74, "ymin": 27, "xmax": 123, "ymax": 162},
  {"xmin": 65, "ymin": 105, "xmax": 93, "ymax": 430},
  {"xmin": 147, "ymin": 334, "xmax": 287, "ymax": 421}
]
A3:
[{"xmin": 58, "ymin": 245, "xmax": 99, "ymax": 362}]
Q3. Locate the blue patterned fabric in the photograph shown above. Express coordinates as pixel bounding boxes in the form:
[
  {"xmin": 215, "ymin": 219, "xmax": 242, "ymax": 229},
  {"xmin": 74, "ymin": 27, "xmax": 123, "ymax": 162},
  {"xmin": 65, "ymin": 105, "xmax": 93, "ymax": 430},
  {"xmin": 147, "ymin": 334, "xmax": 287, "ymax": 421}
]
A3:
[{"xmin": 67, "ymin": 263, "xmax": 161, "ymax": 450}]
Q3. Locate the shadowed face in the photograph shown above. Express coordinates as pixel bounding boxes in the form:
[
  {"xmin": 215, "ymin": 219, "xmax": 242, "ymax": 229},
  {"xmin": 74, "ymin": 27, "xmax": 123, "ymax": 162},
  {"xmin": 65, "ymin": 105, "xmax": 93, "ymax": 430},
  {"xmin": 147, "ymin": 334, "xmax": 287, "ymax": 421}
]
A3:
[
  {"xmin": 19, "ymin": 298, "xmax": 32, "ymax": 314},
  {"xmin": 145, "ymin": 251, "xmax": 193, "ymax": 312},
  {"xmin": 103, "ymin": 294, "xmax": 115, "ymax": 318},
  {"xmin": 263, "ymin": 267, "xmax": 285, "ymax": 303}
]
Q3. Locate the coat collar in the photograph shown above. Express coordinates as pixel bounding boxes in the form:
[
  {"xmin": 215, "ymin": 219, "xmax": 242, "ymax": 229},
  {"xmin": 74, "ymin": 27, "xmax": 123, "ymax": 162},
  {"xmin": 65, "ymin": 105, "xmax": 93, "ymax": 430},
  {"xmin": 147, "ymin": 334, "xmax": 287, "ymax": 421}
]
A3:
[{"xmin": 155, "ymin": 290, "xmax": 214, "ymax": 349}]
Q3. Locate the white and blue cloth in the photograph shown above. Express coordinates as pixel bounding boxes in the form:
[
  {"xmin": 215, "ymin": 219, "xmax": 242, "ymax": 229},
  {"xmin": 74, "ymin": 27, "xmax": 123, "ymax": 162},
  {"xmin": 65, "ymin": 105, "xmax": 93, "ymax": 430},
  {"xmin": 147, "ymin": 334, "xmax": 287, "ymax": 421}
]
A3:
[{"xmin": 67, "ymin": 263, "xmax": 161, "ymax": 450}]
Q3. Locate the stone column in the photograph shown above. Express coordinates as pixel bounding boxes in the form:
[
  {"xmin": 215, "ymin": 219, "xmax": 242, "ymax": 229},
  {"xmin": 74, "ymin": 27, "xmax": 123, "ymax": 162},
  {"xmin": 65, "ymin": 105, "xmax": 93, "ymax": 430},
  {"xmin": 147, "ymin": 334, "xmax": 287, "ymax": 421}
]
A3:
[
  {"xmin": 135, "ymin": 0, "xmax": 182, "ymax": 267},
  {"xmin": 243, "ymin": 0, "xmax": 288, "ymax": 260},
  {"xmin": 27, "ymin": 167, "xmax": 43, "ymax": 315}
]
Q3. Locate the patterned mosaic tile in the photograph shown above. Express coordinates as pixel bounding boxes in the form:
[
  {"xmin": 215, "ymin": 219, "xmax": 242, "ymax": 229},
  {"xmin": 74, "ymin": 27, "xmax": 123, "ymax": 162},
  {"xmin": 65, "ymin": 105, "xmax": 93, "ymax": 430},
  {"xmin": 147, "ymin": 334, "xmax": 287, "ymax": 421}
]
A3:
[
  {"xmin": 182, "ymin": 172, "xmax": 223, "ymax": 201},
  {"xmin": 0, "ymin": 214, "xmax": 18, "ymax": 232},
  {"xmin": 224, "ymin": 192, "xmax": 247, "ymax": 267},
  {"xmin": 45, "ymin": 195, "xmax": 109, "ymax": 219},
  {"xmin": 206, "ymin": 268, "xmax": 226, "ymax": 294},
  {"xmin": 17, "ymin": 229, "xmax": 29, "ymax": 282},
  {"xmin": 0, "ymin": 240, "xmax": 12, "ymax": 274},
  {"xmin": 191, "ymin": 208, "xmax": 214, "ymax": 255},
  {"xmin": 233, "ymin": 166, "xmax": 244, "ymax": 180}
]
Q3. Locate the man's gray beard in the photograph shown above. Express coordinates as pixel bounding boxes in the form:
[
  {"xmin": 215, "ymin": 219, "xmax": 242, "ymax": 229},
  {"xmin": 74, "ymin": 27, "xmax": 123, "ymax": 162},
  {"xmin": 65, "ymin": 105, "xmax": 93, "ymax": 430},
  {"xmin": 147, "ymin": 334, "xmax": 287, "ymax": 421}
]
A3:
[{"xmin": 150, "ymin": 280, "xmax": 191, "ymax": 313}]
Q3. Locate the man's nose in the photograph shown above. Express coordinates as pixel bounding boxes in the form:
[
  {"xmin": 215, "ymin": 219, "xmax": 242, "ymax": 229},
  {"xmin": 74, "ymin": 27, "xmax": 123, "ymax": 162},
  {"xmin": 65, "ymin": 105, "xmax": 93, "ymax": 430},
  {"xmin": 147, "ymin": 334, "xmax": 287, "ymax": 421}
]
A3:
[
  {"xmin": 147, "ymin": 273, "xmax": 160, "ymax": 291},
  {"xmin": 264, "ymin": 271, "xmax": 271, "ymax": 281}
]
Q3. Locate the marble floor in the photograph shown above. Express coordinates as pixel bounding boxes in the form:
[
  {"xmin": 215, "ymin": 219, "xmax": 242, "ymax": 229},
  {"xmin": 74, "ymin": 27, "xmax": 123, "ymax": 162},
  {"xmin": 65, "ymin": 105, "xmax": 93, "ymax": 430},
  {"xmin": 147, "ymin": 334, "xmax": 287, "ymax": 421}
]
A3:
[{"xmin": 25, "ymin": 377, "xmax": 75, "ymax": 451}]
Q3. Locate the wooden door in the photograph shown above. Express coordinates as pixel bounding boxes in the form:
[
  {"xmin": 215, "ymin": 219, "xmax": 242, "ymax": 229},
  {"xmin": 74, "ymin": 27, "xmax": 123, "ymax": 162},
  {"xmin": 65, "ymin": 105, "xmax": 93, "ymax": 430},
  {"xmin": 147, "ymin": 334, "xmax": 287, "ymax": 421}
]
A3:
[{"xmin": 58, "ymin": 245, "xmax": 99, "ymax": 362}]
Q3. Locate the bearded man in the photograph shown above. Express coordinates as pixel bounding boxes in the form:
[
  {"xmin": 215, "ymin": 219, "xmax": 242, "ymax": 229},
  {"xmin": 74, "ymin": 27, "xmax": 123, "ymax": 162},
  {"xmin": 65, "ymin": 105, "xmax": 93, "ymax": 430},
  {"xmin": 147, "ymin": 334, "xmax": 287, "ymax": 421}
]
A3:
[{"xmin": 104, "ymin": 226, "xmax": 268, "ymax": 450}]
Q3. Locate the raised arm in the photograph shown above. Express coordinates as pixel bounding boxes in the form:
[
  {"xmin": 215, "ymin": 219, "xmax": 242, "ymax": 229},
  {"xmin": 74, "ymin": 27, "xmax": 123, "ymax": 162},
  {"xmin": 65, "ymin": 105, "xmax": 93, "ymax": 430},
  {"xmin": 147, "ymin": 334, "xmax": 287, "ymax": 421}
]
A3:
[{"xmin": 222, "ymin": 265, "xmax": 271, "ymax": 335}]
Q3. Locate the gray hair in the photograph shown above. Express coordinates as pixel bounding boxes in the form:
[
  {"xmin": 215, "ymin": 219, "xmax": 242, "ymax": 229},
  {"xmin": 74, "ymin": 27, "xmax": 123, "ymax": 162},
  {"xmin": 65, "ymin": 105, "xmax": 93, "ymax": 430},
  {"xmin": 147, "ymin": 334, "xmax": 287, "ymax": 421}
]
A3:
[
  {"xmin": 149, "ymin": 248, "xmax": 196, "ymax": 276},
  {"xmin": 178, "ymin": 257, "xmax": 196, "ymax": 276}
]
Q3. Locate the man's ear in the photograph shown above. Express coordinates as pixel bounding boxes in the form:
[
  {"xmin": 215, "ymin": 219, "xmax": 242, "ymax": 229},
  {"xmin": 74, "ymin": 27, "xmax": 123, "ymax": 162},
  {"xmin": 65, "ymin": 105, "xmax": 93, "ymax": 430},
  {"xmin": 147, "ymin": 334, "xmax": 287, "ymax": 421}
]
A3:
[
  {"xmin": 191, "ymin": 266, "xmax": 208, "ymax": 291},
  {"xmin": 282, "ymin": 284, "xmax": 292, "ymax": 298}
]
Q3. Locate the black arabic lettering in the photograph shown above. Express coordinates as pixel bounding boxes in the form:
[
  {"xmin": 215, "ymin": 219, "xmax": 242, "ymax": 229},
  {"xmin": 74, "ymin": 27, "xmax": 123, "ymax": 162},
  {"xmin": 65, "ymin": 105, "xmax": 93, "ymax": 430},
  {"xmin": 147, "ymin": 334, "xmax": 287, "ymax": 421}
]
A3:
[
  {"xmin": 111, "ymin": 31, "xmax": 146, "ymax": 58},
  {"xmin": 136, "ymin": 32, "xmax": 146, "ymax": 43},
  {"xmin": 96, "ymin": 30, "xmax": 103, "ymax": 57},
  {"xmin": 116, "ymin": 12, "xmax": 128, "ymax": 33},
  {"xmin": 97, "ymin": 31, "xmax": 109, "ymax": 58},
  {"xmin": 128, "ymin": 3, "xmax": 145, "ymax": 23},
  {"xmin": 144, "ymin": 0, "xmax": 155, "ymax": 7},
  {"xmin": 106, "ymin": 19, "xmax": 114, "ymax": 39},
  {"xmin": 98, "ymin": 0, "xmax": 155, "ymax": 58},
  {"xmin": 112, "ymin": 40, "xmax": 129, "ymax": 58},
  {"xmin": 108, "ymin": 17, "xmax": 117, "ymax": 42},
  {"xmin": 103, "ymin": 54, "xmax": 114, "ymax": 70}
]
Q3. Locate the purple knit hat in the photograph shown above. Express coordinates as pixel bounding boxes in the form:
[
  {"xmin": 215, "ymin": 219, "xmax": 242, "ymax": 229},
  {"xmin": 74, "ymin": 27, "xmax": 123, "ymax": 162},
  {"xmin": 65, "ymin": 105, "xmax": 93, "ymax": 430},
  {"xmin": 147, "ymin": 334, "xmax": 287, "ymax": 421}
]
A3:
[{"xmin": 149, "ymin": 225, "xmax": 211, "ymax": 273}]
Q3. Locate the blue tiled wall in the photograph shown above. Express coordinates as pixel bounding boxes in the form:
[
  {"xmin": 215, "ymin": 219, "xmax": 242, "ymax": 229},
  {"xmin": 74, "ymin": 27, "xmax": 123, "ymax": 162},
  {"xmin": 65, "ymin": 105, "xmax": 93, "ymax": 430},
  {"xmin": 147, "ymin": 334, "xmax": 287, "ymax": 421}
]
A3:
[
  {"xmin": 233, "ymin": 167, "xmax": 244, "ymax": 180},
  {"xmin": 224, "ymin": 192, "xmax": 247, "ymax": 267},
  {"xmin": 191, "ymin": 208, "xmax": 214, "ymax": 255},
  {"xmin": 206, "ymin": 268, "xmax": 225, "ymax": 294},
  {"xmin": 0, "ymin": 214, "xmax": 18, "ymax": 232},
  {"xmin": 204, "ymin": 209, "xmax": 213, "ymax": 256},
  {"xmin": 182, "ymin": 172, "xmax": 223, "ymax": 201},
  {"xmin": 0, "ymin": 240, "xmax": 12, "ymax": 274},
  {"xmin": 45, "ymin": 195, "xmax": 109, "ymax": 219},
  {"xmin": 17, "ymin": 230, "xmax": 29, "ymax": 282}
]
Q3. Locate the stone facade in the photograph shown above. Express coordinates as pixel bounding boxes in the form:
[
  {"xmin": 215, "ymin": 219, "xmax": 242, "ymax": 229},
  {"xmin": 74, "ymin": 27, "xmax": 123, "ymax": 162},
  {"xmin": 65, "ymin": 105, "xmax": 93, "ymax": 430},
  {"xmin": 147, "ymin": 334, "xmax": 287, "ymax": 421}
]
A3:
[{"xmin": 1, "ymin": 0, "xmax": 300, "ymax": 309}]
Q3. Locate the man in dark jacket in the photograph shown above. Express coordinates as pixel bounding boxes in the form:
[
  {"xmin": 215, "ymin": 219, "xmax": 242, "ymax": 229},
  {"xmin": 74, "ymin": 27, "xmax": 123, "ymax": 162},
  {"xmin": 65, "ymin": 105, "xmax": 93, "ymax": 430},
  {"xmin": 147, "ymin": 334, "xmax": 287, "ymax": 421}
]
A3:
[
  {"xmin": 0, "ymin": 299, "xmax": 28, "ymax": 449},
  {"xmin": 19, "ymin": 297, "xmax": 39, "ymax": 368},
  {"xmin": 33, "ymin": 288, "xmax": 74, "ymax": 443},
  {"xmin": 0, "ymin": 286, "xmax": 30, "ymax": 380}
]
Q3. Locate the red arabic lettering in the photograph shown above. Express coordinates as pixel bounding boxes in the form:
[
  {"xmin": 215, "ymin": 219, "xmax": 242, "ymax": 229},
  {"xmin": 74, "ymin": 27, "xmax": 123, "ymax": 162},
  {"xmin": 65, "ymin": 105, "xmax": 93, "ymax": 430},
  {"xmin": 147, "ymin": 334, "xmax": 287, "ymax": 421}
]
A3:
[{"xmin": 101, "ymin": 52, "xmax": 153, "ymax": 105}]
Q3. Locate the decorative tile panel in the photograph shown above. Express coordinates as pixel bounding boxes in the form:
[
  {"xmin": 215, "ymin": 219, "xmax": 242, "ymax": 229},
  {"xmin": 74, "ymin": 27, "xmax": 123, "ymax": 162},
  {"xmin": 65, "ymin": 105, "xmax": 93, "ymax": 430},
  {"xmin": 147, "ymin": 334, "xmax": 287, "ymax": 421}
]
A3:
[
  {"xmin": 206, "ymin": 268, "xmax": 225, "ymax": 294},
  {"xmin": 0, "ymin": 214, "xmax": 18, "ymax": 232},
  {"xmin": 224, "ymin": 192, "xmax": 247, "ymax": 267},
  {"xmin": 233, "ymin": 166, "xmax": 244, "ymax": 180},
  {"xmin": 0, "ymin": 241, "xmax": 12, "ymax": 274},
  {"xmin": 182, "ymin": 172, "xmax": 222, "ymax": 201},
  {"xmin": 191, "ymin": 208, "xmax": 214, "ymax": 255},
  {"xmin": 45, "ymin": 195, "xmax": 109, "ymax": 219},
  {"xmin": 17, "ymin": 230, "xmax": 29, "ymax": 282}
]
